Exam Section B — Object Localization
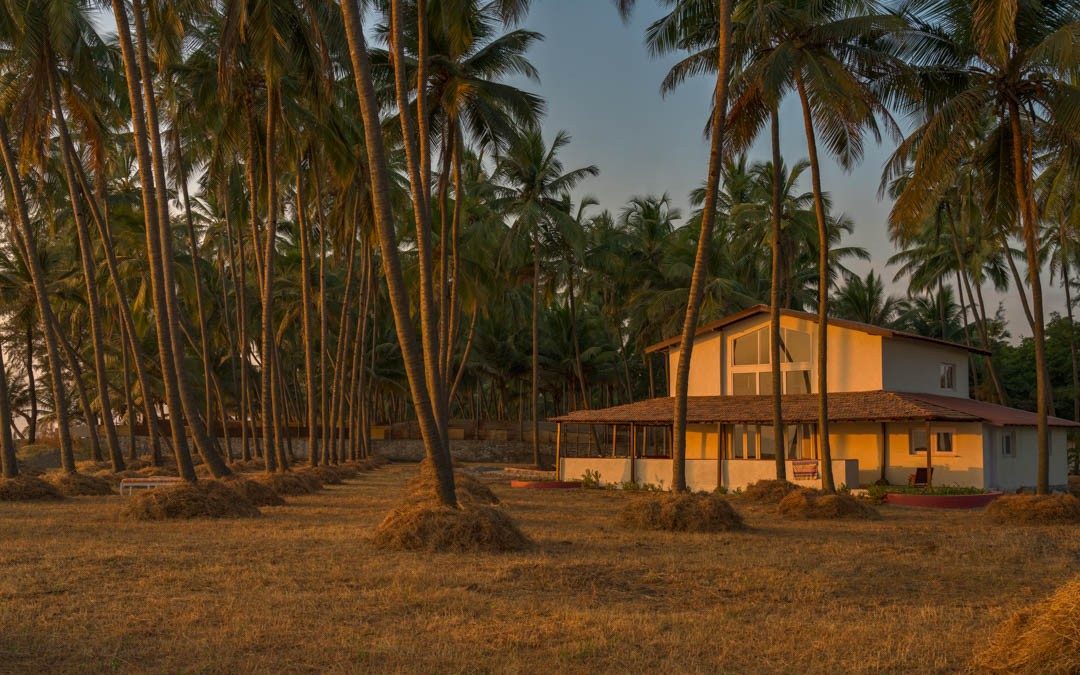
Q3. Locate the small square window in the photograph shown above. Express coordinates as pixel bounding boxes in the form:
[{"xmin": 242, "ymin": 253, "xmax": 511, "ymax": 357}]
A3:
[
  {"xmin": 732, "ymin": 373, "xmax": 756, "ymax": 396},
  {"xmin": 935, "ymin": 431, "xmax": 954, "ymax": 453},
  {"xmin": 910, "ymin": 428, "xmax": 928, "ymax": 455},
  {"xmin": 940, "ymin": 363, "xmax": 956, "ymax": 390}
]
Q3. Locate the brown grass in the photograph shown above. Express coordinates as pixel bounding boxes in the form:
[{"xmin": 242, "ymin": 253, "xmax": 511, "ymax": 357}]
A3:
[
  {"xmin": 974, "ymin": 574, "xmax": 1080, "ymax": 674},
  {"xmin": 739, "ymin": 479, "xmax": 804, "ymax": 504},
  {"xmin": 778, "ymin": 490, "xmax": 881, "ymax": 520},
  {"xmin": 252, "ymin": 471, "xmax": 321, "ymax": 496},
  {"xmin": 222, "ymin": 476, "xmax": 286, "ymax": 507},
  {"xmin": 985, "ymin": 493, "xmax": 1080, "ymax": 525},
  {"xmin": 4, "ymin": 464, "xmax": 1080, "ymax": 672},
  {"xmin": 371, "ymin": 500, "xmax": 531, "ymax": 553},
  {"xmin": 0, "ymin": 475, "xmax": 65, "ymax": 501},
  {"xmin": 44, "ymin": 471, "xmax": 115, "ymax": 497},
  {"xmin": 119, "ymin": 480, "xmax": 261, "ymax": 521},
  {"xmin": 621, "ymin": 492, "xmax": 746, "ymax": 532}
]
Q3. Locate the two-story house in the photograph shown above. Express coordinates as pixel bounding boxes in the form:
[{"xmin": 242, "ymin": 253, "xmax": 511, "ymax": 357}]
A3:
[{"xmin": 553, "ymin": 305, "xmax": 1075, "ymax": 492}]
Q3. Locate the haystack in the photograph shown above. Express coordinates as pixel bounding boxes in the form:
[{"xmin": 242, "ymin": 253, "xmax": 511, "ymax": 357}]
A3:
[
  {"xmin": 408, "ymin": 459, "xmax": 498, "ymax": 505},
  {"xmin": 985, "ymin": 493, "xmax": 1080, "ymax": 525},
  {"xmin": 778, "ymin": 490, "xmax": 880, "ymax": 520},
  {"xmin": 0, "ymin": 475, "xmax": 65, "ymax": 501},
  {"xmin": 222, "ymin": 476, "xmax": 286, "ymax": 506},
  {"xmin": 228, "ymin": 459, "xmax": 268, "ymax": 473},
  {"xmin": 357, "ymin": 456, "xmax": 389, "ymax": 471},
  {"xmin": 252, "ymin": 471, "xmax": 321, "ymax": 495},
  {"xmin": 119, "ymin": 480, "xmax": 261, "ymax": 520},
  {"xmin": 303, "ymin": 465, "xmax": 345, "ymax": 485},
  {"xmin": 45, "ymin": 471, "xmax": 115, "ymax": 496},
  {"xmin": 739, "ymin": 479, "xmax": 804, "ymax": 504},
  {"xmin": 974, "ymin": 574, "xmax": 1080, "ymax": 674},
  {"xmin": 371, "ymin": 500, "xmax": 531, "ymax": 552},
  {"xmin": 621, "ymin": 492, "xmax": 746, "ymax": 532}
]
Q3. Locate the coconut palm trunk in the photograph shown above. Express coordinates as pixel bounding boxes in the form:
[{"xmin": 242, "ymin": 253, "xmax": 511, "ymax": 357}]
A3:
[
  {"xmin": 46, "ymin": 57, "xmax": 126, "ymax": 473},
  {"xmin": 0, "ymin": 338, "xmax": 17, "ymax": 479},
  {"xmin": 108, "ymin": 0, "xmax": 199, "ymax": 482},
  {"xmin": 531, "ymin": 222, "xmax": 541, "ymax": 467},
  {"xmin": 1060, "ymin": 220, "xmax": 1079, "ymax": 423},
  {"xmin": 1008, "ymin": 101, "xmax": 1049, "ymax": 494},
  {"xmin": 769, "ymin": 107, "xmax": 785, "ymax": 480},
  {"xmin": 25, "ymin": 324, "xmax": 36, "ymax": 444},
  {"xmin": 0, "ymin": 120, "xmax": 77, "ymax": 473},
  {"xmin": 297, "ymin": 167, "xmax": 319, "ymax": 467},
  {"xmin": 338, "ymin": 0, "xmax": 456, "ymax": 507},
  {"xmin": 671, "ymin": 0, "xmax": 733, "ymax": 493},
  {"xmin": 793, "ymin": 72, "xmax": 835, "ymax": 493}
]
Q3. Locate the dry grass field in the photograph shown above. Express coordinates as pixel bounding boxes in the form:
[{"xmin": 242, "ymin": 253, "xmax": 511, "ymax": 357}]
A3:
[{"xmin": 1, "ymin": 463, "xmax": 1077, "ymax": 674}]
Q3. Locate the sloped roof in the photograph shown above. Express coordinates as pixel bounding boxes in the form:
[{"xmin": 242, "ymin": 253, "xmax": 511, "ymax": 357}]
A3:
[
  {"xmin": 643, "ymin": 305, "xmax": 991, "ymax": 356},
  {"xmin": 551, "ymin": 390, "xmax": 1080, "ymax": 428}
]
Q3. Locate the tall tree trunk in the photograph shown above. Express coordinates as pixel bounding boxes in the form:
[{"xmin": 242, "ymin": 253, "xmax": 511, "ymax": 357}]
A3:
[
  {"xmin": 0, "ymin": 120, "xmax": 76, "ymax": 473},
  {"xmin": 297, "ymin": 165, "xmax": 319, "ymax": 467},
  {"xmin": 671, "ymin": 0, "xmax": 733, "ymax": 492},
  {"xmin": 25, "ymin": 323, "xmax": 37, "ymax": 444},
  {"xmin": 532, "ymin": 223, "xmax": 542, "ymax": 467},
  {"xmin": 0, "ymin": 327, "xmax": 17, "ymax": 478},
  {"xmin": 1009, "ymin": 101, "xmax": 1049, "ymax": 494},
  {"xmin": 769, "ymin": 107, "xmax": 785, "ymax": 480},
  {"xmin": 112, "ymin": 0, "xmax": 197, "ymax": 482},
  {"xmin": 46, "ymin": 57, "xmax": 125, "ymax": 472},
  {"xmin": 795, "ymin": 71, "xmax": 834, "ymax": 493},
  {"xmin": 339, "ymin": 0, "xmax": 456, "ymax": 506},
  {"xmin": 173, "ymin": 126, "xmax": 214, "ymax": 431},
  {"xmin": 260, "ymin": 80, "xmax": 282, "ymax": 472},
  {"xmin": 1060, "ymin": 219, "xmax": 1079, "ymax": 423}
]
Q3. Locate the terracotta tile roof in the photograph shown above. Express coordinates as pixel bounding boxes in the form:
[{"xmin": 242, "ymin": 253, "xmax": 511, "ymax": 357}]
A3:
[
  {"xmin": 643, "ymin": 305, "xmax": 991, "ymax": 356},
  {"xmin": 551, "ymin": 390, "xmax": 1080, "ymax": 428}
]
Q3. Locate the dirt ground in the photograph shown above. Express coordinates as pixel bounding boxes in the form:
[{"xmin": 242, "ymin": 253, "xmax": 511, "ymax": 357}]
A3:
[{"xmin": 1, "ymin": 463, "xmax": 1076, "ymax": 674}]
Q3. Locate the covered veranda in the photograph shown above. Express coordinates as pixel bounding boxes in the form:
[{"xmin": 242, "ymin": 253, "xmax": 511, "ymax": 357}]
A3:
[{"xmin": 551, "ymin": 390, "xmax": 985, "ymax": 491}]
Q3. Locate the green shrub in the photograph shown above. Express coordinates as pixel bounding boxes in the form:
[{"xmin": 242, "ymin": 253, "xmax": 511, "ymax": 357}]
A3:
[{"xmin": 865, "ymin": 484, "xmax": 986, "ymax": 502}]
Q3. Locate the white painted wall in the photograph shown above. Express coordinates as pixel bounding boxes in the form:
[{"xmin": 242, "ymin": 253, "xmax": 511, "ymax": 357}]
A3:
[
  {"xmin": 881, "ymin": 338, "xmax": 970, "ymax": 397},
  {"xmin": 561, "ymin": 457, "xmax": 630, "ymax": 485},
  {"xmin": 986, "ymin": 427, "xmax": 1070, "ymax": 491}
]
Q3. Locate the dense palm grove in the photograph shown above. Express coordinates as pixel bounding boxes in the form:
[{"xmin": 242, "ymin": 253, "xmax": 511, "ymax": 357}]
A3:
[{"xmin": 0, "ymin": 0, "xmax": 1076, "ymax": 504}]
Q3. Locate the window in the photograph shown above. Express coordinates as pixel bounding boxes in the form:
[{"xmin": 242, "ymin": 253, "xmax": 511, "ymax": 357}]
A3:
[
  {"xmin": 729, "ymin": 424, "xmax": 811, "ymax": 460},
  {"xmin": 1001, "ymin": 431, "xmax": 1014, "ymax": 457},
  {"xmin": 910, "ymin": 428, "xmax": 929, "ymax": 455},
  {"xmin": 935, "ymin": 431, "xmax": 954, "ymax": 453},
  {"xmin": 729, "ymin": 326, "xmax": 812, "ymax": 395},
  {"xmin": 909, "ymin": 427, "xmax": 954, "ymax": 454},
  {"xmin": 940, "ymin": 363, "xmax": 956, "ymax": 390}
]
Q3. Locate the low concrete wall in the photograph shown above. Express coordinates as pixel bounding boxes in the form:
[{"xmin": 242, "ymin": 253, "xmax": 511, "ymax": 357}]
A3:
[
  {"xmin": 560, "ymin": 457, "xmax": 860, "ymax": 491},
  {"xmin": 372, "ymin": 439, "xmax": 552, "ymax": 464}
]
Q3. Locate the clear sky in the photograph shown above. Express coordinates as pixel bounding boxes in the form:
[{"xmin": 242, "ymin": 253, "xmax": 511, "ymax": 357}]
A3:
[{"xmin": 507, "ymin": 0, "xmax": 1059, "ymax": 340}]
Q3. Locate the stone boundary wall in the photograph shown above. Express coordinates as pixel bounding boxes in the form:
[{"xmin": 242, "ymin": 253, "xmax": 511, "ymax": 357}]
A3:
[{"xmin": 371, "ymin": 439, "xmax": 554, "ymax": 464}]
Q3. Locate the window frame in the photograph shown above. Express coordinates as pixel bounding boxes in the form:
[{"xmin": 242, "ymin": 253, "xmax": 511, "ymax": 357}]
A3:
[
  {"xmin": 728, "ymin": 324, "xmax": 814, "ymax": 396},
  {"xmin": 909, "ymin": 425, "xmax": 956, "ymax": 455},
  {"xmin": 939, "ymin": 362, "xmax": 956, "ymax": 391}
]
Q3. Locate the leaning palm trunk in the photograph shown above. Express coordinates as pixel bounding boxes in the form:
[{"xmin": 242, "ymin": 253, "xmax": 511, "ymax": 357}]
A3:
[
  {"xmin": 0, "ymin": 338, "xmax": 17, "ymax": 478},
  {"xmin": 1060, "ymin": 219, "xmax": 1079, "ymax": 423},
  {"xmin": 46, "ymin": 58, "xmax": 126, "ymax": 473},
  {"xmin": 531, "ymin": 223, "xmax": 541, "ymax": 467},
  {"xmin": 795, "ymin": 72, "xmax": 835, "ymax": 494},
  {"xmin": 0, "ymin": 125, "xmax": 77, "ymax": 473},
  {"xmin": 1009, "ymin": 102, "xmax": 1050, "ymax": 494},
  {"xmin": 338, "ymin": 0, "xmax": 456, "ymax": 507},
  {"xmin": 671, "ymin": 0, "xmax": 733, "ymax": 493},
  {"xmin": 109, "ymin": 0, "xmax": 199, "ymax": 482},
  {"xmin": 769, "ymin": 108, "xmax": 785, "ymax": 480}
]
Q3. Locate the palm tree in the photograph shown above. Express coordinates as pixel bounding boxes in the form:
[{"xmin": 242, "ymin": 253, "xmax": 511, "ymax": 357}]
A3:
[
  {"xmin": 888, "ymin": 0, "xmax": 1078, "ymax": 494},
  {"xmin": 338, "ymin": 0, "xmax": 458, "ymax": 506},
  {"xmin": 494, "ymin": 129, "xmax": 597, "ymax": 468},
  {"xmin": 623, "ymin": 0, "xmax": 735, "ymax": 492},
  {"xmin": 832, "ymin": 270, "xmax": 904, "ymax": 327}
]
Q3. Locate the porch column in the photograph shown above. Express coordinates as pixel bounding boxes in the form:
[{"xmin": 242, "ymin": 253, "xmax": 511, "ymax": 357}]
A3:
[
  {"xmin": 629, "ymin": 423, "xmax": 637, "ymax": 484},
  {"xmin": 925, "ymin": 420, "xmax": 933, "ymax": 486},
  {"xmin": 611, "ymin": 425, "xmax": 617, "ymax": 457},
  {"xmin": 879, "ymin": 422, "xmax": 888, "ymax": 483},
  {"xmin": 555, "ymin": 422, "xmax": 562, "ymax": 480}
]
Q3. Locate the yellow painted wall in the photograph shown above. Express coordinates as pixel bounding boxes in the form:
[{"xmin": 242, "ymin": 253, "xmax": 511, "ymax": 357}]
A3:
[
  {"xmin": 684, "ymin": 423, "xmax": 720, "ymax": 459},
  {"xmin": 882, "ymin": 421, "xmax": 985, "ymax": 487},
  {"xmin": 828, "ymin": 422, "xmax": 884, "ymax": 487}
]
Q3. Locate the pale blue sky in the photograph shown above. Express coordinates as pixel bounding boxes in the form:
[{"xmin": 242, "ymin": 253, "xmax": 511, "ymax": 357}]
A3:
[{"xmin": 508, "ymin": 0, "xmax": 1056, "ymax": 338}]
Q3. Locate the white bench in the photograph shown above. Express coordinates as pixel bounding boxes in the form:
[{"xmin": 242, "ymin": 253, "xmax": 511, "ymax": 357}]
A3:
[{"xmin": 119, "ymin": 476, "xmax": 184, "ymax": 496}]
